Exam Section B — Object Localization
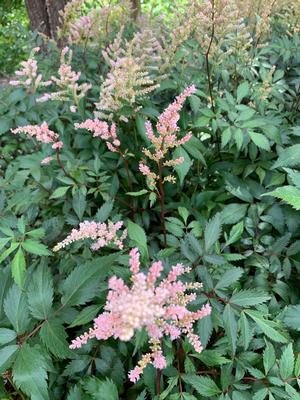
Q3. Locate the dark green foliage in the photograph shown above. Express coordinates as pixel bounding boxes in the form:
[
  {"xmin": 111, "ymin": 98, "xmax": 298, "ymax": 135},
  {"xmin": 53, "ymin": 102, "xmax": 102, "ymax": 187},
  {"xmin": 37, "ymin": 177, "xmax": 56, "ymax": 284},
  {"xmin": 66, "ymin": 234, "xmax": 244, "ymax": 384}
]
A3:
[{"xmin": 0, "ymin": 3, "xmax": 300, "ymax": 400}]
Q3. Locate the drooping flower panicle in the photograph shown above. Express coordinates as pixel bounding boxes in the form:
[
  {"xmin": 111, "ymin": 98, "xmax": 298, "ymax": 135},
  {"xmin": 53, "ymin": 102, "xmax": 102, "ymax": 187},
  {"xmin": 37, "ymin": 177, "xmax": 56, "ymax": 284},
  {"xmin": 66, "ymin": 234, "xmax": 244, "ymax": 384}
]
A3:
[
  {"xmin": 9, "ymin": 47, "xmax": 51, "ymax": 93},
  {"xmin": 74, "ymin": 119, "xmax": 120, "ymax": 152},
  {"xmin": 53, "ymin": 220, "xmax": 127, "ymax": 251},
  {"xmin": 37, "ymin": 47, "xmax": 91, "ymax": 108},
  {"xmin": 69, "ymin": 247, "xmax": 211, "ymax": 382},
  {"xmin": 11, "ymin": 122, "xmax": 63, "ymax": 150},
  {"xmin": 139, "ymin": 85, "xmax": 196, "ymax": 188}
]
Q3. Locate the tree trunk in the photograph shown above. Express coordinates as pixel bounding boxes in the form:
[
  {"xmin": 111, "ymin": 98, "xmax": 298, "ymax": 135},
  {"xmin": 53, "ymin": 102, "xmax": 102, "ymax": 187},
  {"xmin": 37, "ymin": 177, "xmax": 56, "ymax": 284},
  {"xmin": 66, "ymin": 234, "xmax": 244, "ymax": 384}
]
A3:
[
  {"xmin": 131, "ymin": 0, "xmax": 141, "ymax": 20},
  {"xmin": 25, "ymin": 0, "xmax": 67, "ymax": 39}
]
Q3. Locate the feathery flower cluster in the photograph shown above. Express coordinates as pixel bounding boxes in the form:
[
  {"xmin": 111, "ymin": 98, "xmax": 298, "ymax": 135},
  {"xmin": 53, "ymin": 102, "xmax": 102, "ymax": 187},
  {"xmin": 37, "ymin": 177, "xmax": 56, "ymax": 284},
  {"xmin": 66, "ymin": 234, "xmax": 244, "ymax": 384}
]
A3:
[
  {"xmin": 53, "ymin": 220, "xmax": 127, "ymax": 251},
  {"xmin": 95, "ymin": 28, "xmax": 160, "ymax": 121},
  {"xmin": 139, "ymin": 85, "xmax": 196, "ymax": 188},
  {"xmin": 37, "ymin": 47, "xmax": 91, "ymax": 110},
  {"xmin": 74, "ymin": 119, "xmax": 120, "ymax": 152},
  {"xmin": 9, "ymin": 47, "xmax": 51, "ymax": 93},
  {"xmin": 69, "ymin": 248, "xmax": 211, "ymax": 382},
  {"xmin": 11, "ymin": 122, "xmax": 63, "ymax": 151}
]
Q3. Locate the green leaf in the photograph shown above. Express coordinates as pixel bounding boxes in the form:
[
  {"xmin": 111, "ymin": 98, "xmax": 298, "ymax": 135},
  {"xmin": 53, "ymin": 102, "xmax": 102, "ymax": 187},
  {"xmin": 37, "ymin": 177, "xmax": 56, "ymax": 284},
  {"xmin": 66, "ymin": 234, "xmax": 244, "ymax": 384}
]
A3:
[
  {"xmin": 0, "ymin": 345, "xmax": 18, "ymax": 373},
  {"xmin": 237, "ymin": 82, "xmax": 249, "ymax": 103},
  {"xmin": 4, "ymin": 284, "xmax": 31, "ymax": 334},
  {"xmin": 174, "ymin": 147, "xmax": 192, "ymax": 186},
  {"xmin": 61, "ymin": 254, "xmax": 117, "ymax": 307},
  {"xmin": 126, "ymin": 189, "xmax": 148, "ymax": 196},
  {"xmin": 253, "ymin": 388, "xmax": 268, "ymax": 400},
  {"xmin": 263, "ymin": 342, "xmax": 276, "ymax": 375},
  {"xmin": 222, "ymin": 127, "xmax": 232, "ymax": 148},
  {"xmin": 294, "ymin": 355, "xmax": 300, "ymax": 376},
  {"xmin": 204, "ymin": 213, "xmax": 222, "ymax": 252},
  {"xmin": 279, "ymin": 343, "xmax": 294, "ymax": 380},
  {"xmin": 13, "ymin": 343, "xmax": 49, "ymax": 400},
  {"xmin": 265, "ymin": 186, "xmax": 300, "ymax": 210},
  {"xmin": 245, "ymin": 310, "xmax": 289, "ymax": 343},
  {"xmin": 127, "ymin": 221, "xmax": 148, "ymax": 260},
  {"xmin": 221, "ymin": 203, "xmax": 248, "ymax": 224},
  {"xmin": 225, "ymin": 221, "xmax": 244, "ymax": 247},
  {"xmin": 11, "ymin": 248, "xmax": 26, "ymax": 287},
  {"xmin": 0, "ymin": 242, "xmax": 19, "ymax": 263},
  {"xmin": 72, "ymin": 190, "xmax": 86, "ymax": 220},
  {"xmin": 27, "ymin": 263, "xmax": 53, "ymax": 320},
  {"xmin": 182, "ymin": 374, "xmax": 221, "ymax": 397},
  {"xmin": 69, "ymin": 304, "xmax": 101, "ymax": 327},
  {"xmin": 272, "ymin": 144, "xmax": 300, "ymax": 169},
  {"xmin": 215, "ymin": 268, "xmax": 243, "ymax": 289},
  {"xmin": 0, "ymin": 328, "xmax": 17, "ymax": 345},
  {"xmin": 284, "ymin": 305, "xmax": 300, "ymax": 330},
  {"xmin": 0, "ymin": 237, "xmax": 11, "ymax": 251},
  {"xmin": 191, "ymin": 350, "xmax": 230, "ymax": 366},
  {"xmin": 249, "ymin": 132, "xmax": 270, "ymax": 151},
  {"xmin": 223, "ymin": 304, "xmax": 237, "ymax": 354},
  {"xmin": 0, "ymin": 117, "xmax": 12, "ymax": 135},
  {"xmin": 22, "ymin": 239, "xmax": 51, "ymax": 256},
  {"xmin": 50, "ymin": 186, "xmax": 70, "ymax": 199},
  {"xmin": 95, "ymin": 201, "xmax": 114, "ymax": 222},
  {"xmin": 239, "ymin": 312, "xmax": 252, "ymax": 350},
  {"xmin": 84, "ymin": 377, "xmax": 119, "ymax": 400},
  {"xmin": 230, "ymin": 290, "xmax": 270, "ymax": 307},
  {"xmin": 40, "ymin": 318, "xmax": 71, "ymax": 359}
]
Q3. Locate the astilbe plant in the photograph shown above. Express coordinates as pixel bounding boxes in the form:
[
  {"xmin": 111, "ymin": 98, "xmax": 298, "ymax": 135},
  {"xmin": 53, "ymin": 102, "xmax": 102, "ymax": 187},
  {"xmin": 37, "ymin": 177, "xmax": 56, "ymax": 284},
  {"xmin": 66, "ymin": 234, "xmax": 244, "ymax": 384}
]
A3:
[
  {"xmin": 37, "ymin": 46, "xmax": 91, "ymax": 111},
  {"xmin": 9, "ymin": 47, "xmax": 51, "ymax": 93},
  {"xmin": 139, "ymin": 85, "xmax": 196, "ymax": 245},
  {"xmin": 68, "ymin": 247, "xmax": 211, "ymax": 382},
  {"xmin": 53, "ymin": 220, "xmax": 127, "ymax": 251}
]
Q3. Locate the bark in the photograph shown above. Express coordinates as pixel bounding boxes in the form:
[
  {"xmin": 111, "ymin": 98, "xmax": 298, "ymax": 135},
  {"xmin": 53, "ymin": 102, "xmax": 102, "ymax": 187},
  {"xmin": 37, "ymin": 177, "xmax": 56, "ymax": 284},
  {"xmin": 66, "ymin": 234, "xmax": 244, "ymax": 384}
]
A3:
[
  {"xmin": 130, "ymin": 0, "xmax": 141, "ymax": 20},
  {"xmin": 25, "ymin": 0, "xmax": 67, "ymax": 39}
]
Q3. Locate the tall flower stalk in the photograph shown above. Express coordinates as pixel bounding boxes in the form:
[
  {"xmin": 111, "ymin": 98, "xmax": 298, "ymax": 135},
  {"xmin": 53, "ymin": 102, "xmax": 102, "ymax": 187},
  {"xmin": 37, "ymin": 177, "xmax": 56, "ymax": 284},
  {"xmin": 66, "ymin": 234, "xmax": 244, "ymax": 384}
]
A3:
[{"xmin": 139, "ymin": 85, "xmax": 196, "ymax": 246}]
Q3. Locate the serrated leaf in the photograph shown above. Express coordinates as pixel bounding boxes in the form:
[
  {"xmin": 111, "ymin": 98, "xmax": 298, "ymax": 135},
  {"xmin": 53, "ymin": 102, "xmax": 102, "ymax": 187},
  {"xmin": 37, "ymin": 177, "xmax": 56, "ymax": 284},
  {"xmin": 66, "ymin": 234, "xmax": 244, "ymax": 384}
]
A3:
[
  {"xmin": 265, "ymin": 186, "xmax": 300, "ymax": 210},
  {"xmin": 11, "ymin": 248, "xmax": 26, "ymax": 287},
  {"xmin": 174, "ymin": 147, "xmax": 192, "ymax": 186},
  {"xmin": 61, "ymin": 254, "xmax": 117, "ymax": 307},
  {"xmin": 263, "ymin": 342, "xmax": 276, "ymax": 375},
  {"xmin": 279, "ymin": 343, "xmax": 294, "ymax": 380},
  {"xmin": 50, "ymin": 186, "xmax": 70, "ymax": 199},
  {"xmin": 4, "ymin": 284, "xmax": 31, "ymax": 334},
  {"xmin": 215, "ymin": 268, "xmax": 243, "ymax": 289},
  {"xmin": 283, "ymin": 305, "xmax": 300, "ymax": 330},
  {"xmin": 22, "ymin": 239, "xmax": 51, "ymax": 256},
  {"xmin": 0, "ymin": 345, "xmax": 18, "ymax": 373},
  {"xmin": 230, "ymin": 290, "xmax": 270, "ymax": 307},
  {"xmin": 69, "ymin": 304, "xmax": 101, "ymax": 327},
  {"xmin": 239, "ymin": 312, "xmax": 252, "ymax": 350},
  {"xmin": 127, "ymin": 221, "xmax": 148, "ymax": 260},
  {"xmin": 245, "ymin": 310, "xmax": 289, "ymax": 343},
  {"xmin": 72, "ymin": 190, "xmax": 86, "ymax": 220},
  {"xmin": 182, "ymin": 374, "xmax": 221, "ymax": 397},
  {"xmin": 237, "ymin": 82, "xmax": 249, "ymax": 103},
  {"xmin": 0, "ymin": 242, "xmax": 19, "ymax": 263},
  {"xmin": 249, "ymin": 132, "xmax": 270, "ymax": 151},
  {"xmin": 95, "ymin": 201, "xmax": 114, "ymax": 222},
  {"xmin": 13, "ymin": 343, "xmax": 49, "ymax": 400},
  {"xmin": 223, "ymin": 304, "xmax": 237, "ymax": 354},
  {"xmin": 84, "ymin": 377, "xmax": 118, "ymax": 400},
  {"xmin": 225, "ymin": 221, "xmax": 244, "ymax": 247},
  {"xmin": 40, "ymin": 318, "xmax": 71, "ymax": 359},
  {"xmin": 27, "ymin": 264, "xmax": 53, "ymax": 320},
  {"xmin": 204, "ymin": 213, "xmax": 222, "ymax": 252},
  {"xmin": 272, "ymin": 144, "xmax": 300, "ymax": 169},
  {"xmin": 126, "ymin": 189, "xmax": 148, "ymax": 196},
  {"xmin": 253, "ymin": 388, "xmax": 268, "ymax": 400},
  {"xmin": 0, "ymin": 328, "xmax": 17, "ymax": 345},
  {"xmin": 196, "ymin": 314, "xmax": 212, "ymax": 348},
  {"xmin": 191, "ymin": 350, "xmax": 230, "ymax": 366}
]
